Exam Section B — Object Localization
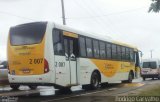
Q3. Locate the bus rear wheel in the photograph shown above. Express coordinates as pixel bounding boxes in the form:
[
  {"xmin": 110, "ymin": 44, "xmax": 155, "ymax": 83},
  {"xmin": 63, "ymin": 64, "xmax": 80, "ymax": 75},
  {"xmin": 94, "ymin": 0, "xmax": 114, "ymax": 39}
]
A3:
[
  {"xmin": 10, "ymin": 85, "xmax": 20, "ymax": 90},
  {"xmin": 127, "ymin": 72, "xmax": 133, "ymax": 83},
  {"xmin": 29, "ymin": 85, "xmax": 37, "ymax": 90},
  {"xmin": 90, "ymin": 72, "xmax": 100, "ymax": 89},
  {"xmin": 143, "ymin": 77, "xmax": 146, "ymax": 81}
]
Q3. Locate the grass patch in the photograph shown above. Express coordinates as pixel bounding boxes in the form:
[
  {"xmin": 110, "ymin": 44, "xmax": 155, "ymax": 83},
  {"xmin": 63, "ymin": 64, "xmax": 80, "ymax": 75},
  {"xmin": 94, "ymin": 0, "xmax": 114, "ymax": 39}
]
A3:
[{"xmin": 139, "ymin": 86, "xmax": 160, "ymax": 96}]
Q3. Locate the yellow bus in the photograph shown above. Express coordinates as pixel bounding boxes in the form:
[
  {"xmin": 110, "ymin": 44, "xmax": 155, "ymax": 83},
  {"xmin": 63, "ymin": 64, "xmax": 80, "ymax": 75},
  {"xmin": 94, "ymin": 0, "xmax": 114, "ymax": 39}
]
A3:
[{"xmin": 7, "ymin": 22, "xmax": 141, "ymax": 91}]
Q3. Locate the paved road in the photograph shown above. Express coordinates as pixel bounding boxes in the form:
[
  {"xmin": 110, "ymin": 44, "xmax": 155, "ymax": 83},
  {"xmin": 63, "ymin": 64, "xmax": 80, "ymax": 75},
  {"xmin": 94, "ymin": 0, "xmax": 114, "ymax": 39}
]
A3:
[{"xmin": 0, "ymin": 78, "xmax": 159, "ymax": 102}]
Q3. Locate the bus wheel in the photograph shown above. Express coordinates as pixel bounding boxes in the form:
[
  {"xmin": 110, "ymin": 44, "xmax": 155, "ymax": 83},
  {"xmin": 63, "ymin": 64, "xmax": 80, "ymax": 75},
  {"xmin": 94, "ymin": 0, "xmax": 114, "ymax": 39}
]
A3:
[
  {"xmin": 90, "ymin": 72, "xmax": 100, "ymax": 89},
  {"xmin": 127, "ymin": 72, "xmax": 133, "ymax": 83},
  {"xmin": 143, "ymin": 77, "xmax": 146, "ymax": 81},
  {"xmin": 10, "ymin": 85, "xmax": 20, "ymax": 90},
  {"xmin": 29, "ymin": 85, "xmax": 37, "ymax": 90}
]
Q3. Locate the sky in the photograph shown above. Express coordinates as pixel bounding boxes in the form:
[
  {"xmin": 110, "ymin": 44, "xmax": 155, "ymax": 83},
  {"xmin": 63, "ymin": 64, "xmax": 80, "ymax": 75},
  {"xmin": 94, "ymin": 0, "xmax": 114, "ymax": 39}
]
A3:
[{"xmin": 0, "ymin": 0, "xmax": 159, "ymax": 60}]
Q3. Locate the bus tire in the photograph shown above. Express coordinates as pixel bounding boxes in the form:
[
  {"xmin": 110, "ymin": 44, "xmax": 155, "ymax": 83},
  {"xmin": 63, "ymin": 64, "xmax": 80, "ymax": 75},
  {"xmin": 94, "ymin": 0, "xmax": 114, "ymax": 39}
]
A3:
[
  {"xmin": 10, "ymin": 85, "xmax": 20, "ymax": 90},
  {"xmin": 127, "ymin": 72, "xmax": 133, "ymax": 83},
  {"xmin": 90, "ymin": 72, "xmax": 100, "ymax": 89},
  {"xmin": 143, "ymin": 77, "xmax": 145, "ymax": 81},
  {"xmin": 29, "ymin": 85, "xmax": 37, "ymax": 90}
]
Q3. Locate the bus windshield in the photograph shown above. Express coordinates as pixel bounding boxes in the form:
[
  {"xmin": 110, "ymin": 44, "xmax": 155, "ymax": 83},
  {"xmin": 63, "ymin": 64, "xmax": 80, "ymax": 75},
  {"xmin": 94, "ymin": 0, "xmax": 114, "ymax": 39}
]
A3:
[
  {"xmin": 142, "ymin": 62, "xmax": 157, "ymax": 69},
  {"xmin": 10, "ymin": 22, "xmax": 47, "ymax": 46}
]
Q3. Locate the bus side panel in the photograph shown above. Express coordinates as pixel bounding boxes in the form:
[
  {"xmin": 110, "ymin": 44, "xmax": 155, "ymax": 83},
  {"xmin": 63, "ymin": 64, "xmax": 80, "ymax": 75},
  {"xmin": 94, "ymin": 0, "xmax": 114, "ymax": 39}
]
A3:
[
  {"xmin": 78, "ymin": 58, "xmax": 96, "ymax": 85},
  {"xmin": 79, "ymin": 58, "xmax": 136, "ymax": 85},
  {"xmin": 91, "ymin": 60, "xmax": 135, "ymax": 83},
  {"xmin": 100, "ymin": 61, "xmax": 124, "ymax": 83},
  {"xmin": 44, "ymin": 23, "xmax": 55, "ymax": 84}
]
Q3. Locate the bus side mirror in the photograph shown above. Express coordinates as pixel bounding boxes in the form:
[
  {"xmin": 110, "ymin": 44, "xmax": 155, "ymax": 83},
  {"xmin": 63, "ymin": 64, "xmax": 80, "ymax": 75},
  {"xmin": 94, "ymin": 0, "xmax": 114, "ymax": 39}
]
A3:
[
  {"xmin": 140, "ymin": 52, "xmax": 143, "ymax": 57},
  {"xmin": 139, "ymin": 51, "xmax": 143, "ymax": 57}
]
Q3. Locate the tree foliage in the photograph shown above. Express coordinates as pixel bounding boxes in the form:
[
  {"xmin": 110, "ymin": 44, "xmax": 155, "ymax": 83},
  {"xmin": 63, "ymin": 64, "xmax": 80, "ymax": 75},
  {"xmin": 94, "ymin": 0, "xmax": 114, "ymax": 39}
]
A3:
[{"xmin": 148, "ymin": 0, "xmax": 160, "ymax": 13}]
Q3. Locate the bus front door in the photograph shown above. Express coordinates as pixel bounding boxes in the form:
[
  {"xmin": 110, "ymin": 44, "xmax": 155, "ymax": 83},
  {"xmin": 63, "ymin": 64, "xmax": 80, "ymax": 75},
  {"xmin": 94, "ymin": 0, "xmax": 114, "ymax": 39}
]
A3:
[
  {"xmin": 135, "ymin": 51, "xmax": 140, "ymax": 78},
  {"xmin": 64, "ymin": 36, "xmax": 78, "ymax": 85}
]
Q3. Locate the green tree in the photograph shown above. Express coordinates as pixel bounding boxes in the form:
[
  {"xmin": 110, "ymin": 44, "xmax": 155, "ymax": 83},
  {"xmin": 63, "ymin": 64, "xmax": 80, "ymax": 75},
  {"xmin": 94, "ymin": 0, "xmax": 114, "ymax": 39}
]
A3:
[{"xmin": 149, "ymin": 0, "xmax": 160, "ymax": 12}]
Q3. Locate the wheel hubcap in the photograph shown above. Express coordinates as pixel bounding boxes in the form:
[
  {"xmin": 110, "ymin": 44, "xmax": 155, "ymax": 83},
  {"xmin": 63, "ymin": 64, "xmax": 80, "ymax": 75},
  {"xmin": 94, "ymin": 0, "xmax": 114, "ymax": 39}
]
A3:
[{"xmin": 92, "ymin": 76, "xmax": 98, "ymax": 87}]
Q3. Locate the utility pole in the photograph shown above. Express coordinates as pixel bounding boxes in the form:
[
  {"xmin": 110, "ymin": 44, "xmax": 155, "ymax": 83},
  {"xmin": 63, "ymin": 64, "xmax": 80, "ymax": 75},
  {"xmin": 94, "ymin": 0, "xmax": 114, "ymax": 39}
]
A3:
[
  {"xmin": 150, "ymin": 50, "xmax": 153, "ymax": 58},
  {"xmin": 61, "ymin": 0, "xmax": 66, "ymax": 25}
]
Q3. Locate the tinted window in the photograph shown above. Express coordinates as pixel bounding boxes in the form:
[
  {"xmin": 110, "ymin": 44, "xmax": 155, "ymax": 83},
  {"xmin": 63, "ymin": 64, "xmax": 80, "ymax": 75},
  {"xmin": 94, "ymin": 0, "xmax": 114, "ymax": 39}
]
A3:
[
  {"xmin": 100, "ymin": 41, "xmax": 106, "ymax": 59},
  {"xmin": 126, "ymin": 48, "xmax": 130, "ymax": 60},
  {"xmin": 93, "ymin": 40, "xmax": 99, "ymax": 58},
  {"xmin": 86, "ymin": 38, "xmax": 93, "ymax": 57},
  {"xmin": 130, "ymin": 49, "xmax": 134, "ymax": 61},
  {"xmin": 112, "ymin": 44, "xmax": 117, "ymax": 59},
  {"xmin": 64, "ymin": 39, "xmax": 69, "ymax": 56},
  {"xmin": 53, "ymin": 29, "xmax": 64, "ymax": 55},
  {"xmin": 117, "ymin": 45, "xmax": 121, "ymax": 60},
  {"xmin": 10, "ymin": 22, "xmax": 47, "ymax": 45},
  {"xmin": 106, "ymin": 43, "xmax": 111, "ymax": 59},
  {"xmin": 122, "ymin": 47, "xmax": 126, "ymax": 60},
  {"xmin": 70, "ymin": 40, "xmax": 73, "ymax": 56},
  {"xmin": 143, "ymin": 62, "xmax": 157, "ymax": 69},
  {"xmin": 79, "ymin": 36, "xmax": 86, "ymax": 57}
]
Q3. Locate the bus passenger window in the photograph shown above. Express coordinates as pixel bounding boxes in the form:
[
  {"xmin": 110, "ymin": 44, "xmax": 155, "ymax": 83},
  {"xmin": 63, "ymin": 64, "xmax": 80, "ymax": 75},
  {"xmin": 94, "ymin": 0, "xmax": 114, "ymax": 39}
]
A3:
[
  {"xmin": 111, "ymin": 44, "xmax": 117, "ymax": 59},
  {"xmin": 130, "ymin": 49, "xmax": 134, "ymax": 62},
  {"xmin": 70, "ymin": 40, "xmax": 74, "ymax": 56},
  {"xmin": 64, "ymin": 39, "xmax": 69, "ymax": 57},
  {"xmin": 126, "ymin": 48, "xmax": 130, "ymax": 61},
  {"xmin": 106, "ymin": 43, "xmax": 111, "ymax": 59},
  {"xmin": 79, "ymin": 36, "xmax": 86, "ymax": 57},
  {"xmin": 93, "ymin": 40, "xmax": 100, "ymax": 58},
  {"xmin": 86, "ymin": 38, "xmax": 93, "ymax": 57},
  {"xmin": 122, "ymin": 47, "xmax": 126, "ymax": 60},
  {"xmin": 100, "ymin": 41, "xmax": 106, "ymax": 59},
  {"xmin": 117, "ymin": 45, "xmax": 122, "ymax": 60},
  {"xmin": 53, "ymin": 29, "xmax": 64, "ymax": 55}
]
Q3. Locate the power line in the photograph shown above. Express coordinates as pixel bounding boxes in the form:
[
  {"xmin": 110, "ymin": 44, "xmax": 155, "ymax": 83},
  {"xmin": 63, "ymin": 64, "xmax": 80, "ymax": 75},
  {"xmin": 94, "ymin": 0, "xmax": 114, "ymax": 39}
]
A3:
[
  {"xmin": 80, "ymin": 0, "xmax": 113, "ymax": 34},
  {"xmin": 66, "ymin": 6, "xmax": 147, "ymax": 19},
  {"xmin": 88, "ymin": 0, "xmax": 122, "ymax": 35},
  {"xmin": 0, "ymin": 11, "xmax": 36, "ymax": 21},
  {"xmin": 0, "ymin": 11, "xmax": 62, "ymax": 21},
  {"xmin": 72, "ymin": 0, "xmax": 108, "ymax": 33}
]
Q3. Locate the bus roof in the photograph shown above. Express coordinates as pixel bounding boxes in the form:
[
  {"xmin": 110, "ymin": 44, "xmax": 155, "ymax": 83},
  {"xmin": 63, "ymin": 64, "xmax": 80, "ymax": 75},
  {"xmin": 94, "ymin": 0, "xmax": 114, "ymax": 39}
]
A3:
[
  {"xmin": 53, "ymin": 22, "xmax": 138, "ymax": 49},
  {"xmin": 10, "ymin": 21, "xmax": 138, "ymax": 49}
]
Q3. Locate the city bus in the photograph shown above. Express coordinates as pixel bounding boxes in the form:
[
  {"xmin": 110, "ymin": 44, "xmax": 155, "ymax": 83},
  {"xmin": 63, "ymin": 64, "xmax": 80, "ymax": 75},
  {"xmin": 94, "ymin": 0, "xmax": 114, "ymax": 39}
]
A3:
[{"xmin": 7, "ymin": 22, "xmax": 141, "ymax": 91}]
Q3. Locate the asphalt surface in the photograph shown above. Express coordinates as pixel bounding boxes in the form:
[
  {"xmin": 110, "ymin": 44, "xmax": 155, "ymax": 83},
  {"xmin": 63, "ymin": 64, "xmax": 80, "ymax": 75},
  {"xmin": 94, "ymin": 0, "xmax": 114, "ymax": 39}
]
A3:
[{"xmin": 0, "ymin": 78, "xmax": 159, "ymax": 102}]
